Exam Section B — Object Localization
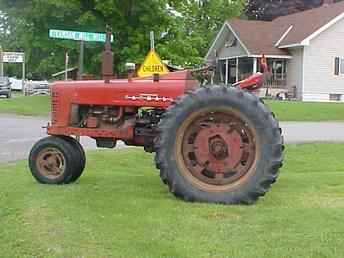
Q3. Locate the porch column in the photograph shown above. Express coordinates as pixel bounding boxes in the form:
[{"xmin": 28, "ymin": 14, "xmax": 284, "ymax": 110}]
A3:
[
  {"xmin": 225, "ymin": 59, "xmax": 229, "ymax": 85},
  {"xmin": 236, "ymin": 57, "xmax": 239, "ymax": 82},
  {"xmin": 253, "ymin": 58, "xmax": 257, "ymax": 74}
]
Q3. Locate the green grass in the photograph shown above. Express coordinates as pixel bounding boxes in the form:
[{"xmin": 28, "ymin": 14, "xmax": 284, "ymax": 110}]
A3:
[
  {"xmin": 1, "ymin": 144, "xmax": 344, "ymax": 258},
  {"xmin": 0, "ymin": 93, "xmax": 50, "ymax": 116},
  {"xmin": 1, "ymin": 93, "xmax": 344, "ymax": 121},
  {"xmin": 265, "ymin": 100, "xmax": 344, "ymax": 121}
]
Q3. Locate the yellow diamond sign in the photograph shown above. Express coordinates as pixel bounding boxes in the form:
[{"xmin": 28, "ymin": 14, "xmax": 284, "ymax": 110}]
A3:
[{"xmin": 137, "ymin": 49, "xmax": 169, "ymax": 77}]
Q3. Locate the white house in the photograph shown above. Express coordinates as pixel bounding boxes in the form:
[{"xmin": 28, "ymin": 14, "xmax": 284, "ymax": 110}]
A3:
[{"xmin": 206, "ymin": 1, "xmax": 344, "ymax": 102}]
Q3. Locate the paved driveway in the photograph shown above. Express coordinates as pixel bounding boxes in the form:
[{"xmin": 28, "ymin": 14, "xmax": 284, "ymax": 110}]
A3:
[
  {"xmin": 1, "ymin": 114, "xmax": 344, "ymax": 163},
  {"xmin": 0, "ymin": 114, "xmax": 98, "ymax": 163}
]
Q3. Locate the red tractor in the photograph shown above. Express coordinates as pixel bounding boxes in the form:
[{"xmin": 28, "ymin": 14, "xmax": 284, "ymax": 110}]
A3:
[{"xmin": 29, "ymin": 33, "xmax": 283, "ymax": 204}]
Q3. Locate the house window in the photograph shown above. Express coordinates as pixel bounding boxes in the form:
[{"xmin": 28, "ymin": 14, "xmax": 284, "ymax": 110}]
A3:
[
  {"xmin": 335, "ymin": 57, "xmax": 344, "ymax": 75},
  {"xmin": 340, "ymin": 58, "xmax": 344, "ymax": 75},
  {"xmin": 330, "ymin": 94, "xmax": 342, "ymax": 101}
]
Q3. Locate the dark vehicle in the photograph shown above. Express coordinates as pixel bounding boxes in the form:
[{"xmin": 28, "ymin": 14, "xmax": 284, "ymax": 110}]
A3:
[{"xmin": 0, "ymin": 77, "xmax": 12, "ymax": 98}]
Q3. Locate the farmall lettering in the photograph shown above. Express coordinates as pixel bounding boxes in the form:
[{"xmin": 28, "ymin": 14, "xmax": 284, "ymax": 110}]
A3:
[{"xmin": 125, "ymin": 94, "xmax": 173, "ymax": 102}]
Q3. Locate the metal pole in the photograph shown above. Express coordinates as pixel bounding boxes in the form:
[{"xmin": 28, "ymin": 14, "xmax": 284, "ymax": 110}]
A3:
[
  {"xmin": 150, "ymin": 31, "xmax": 155, "ymax": 50},
  {"xmin": 225, "ymin": 59, "xmax": 229, "ymax": 85},
  {"xmin": 65, "ymin": 51, "xmax": 69, "ymax": 80},
  {"xmin": 78, "ymin": 41, "xmax": 84, "ymax": 80},
  {"xmin": 253, "ymin": 58, "xmax": 257, "ymax": 74},
  {"xmin": 236, "ymin": 57, "xmax": 239, "ymax": 82},
  {"xmin": 22, "ymin": 53, "xmax": 25, "ymax": 95},
  {"xmin": 0, "ymin": 46, "xmax": 3, "ymax": 77}
]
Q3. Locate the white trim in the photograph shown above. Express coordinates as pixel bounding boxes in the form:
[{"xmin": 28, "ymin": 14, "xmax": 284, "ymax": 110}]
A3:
[
  {"xmin": 249, "ymin": 54, "xmax": 293, "ymax": 59},
  {"xmin": 218, "ymin": 55, "xmax": 246, "ymax": 60},
  {"xmin": 253, "ymin": 58, "xmax": 257, "ymax": 73},
  {"xmin": 278, "ymin": 43, "xmax": 304, "ymax": 48},
  {"xmin": 226, "ymin": 22, "xmax": 251, "ymax": 56},
  {"xmin": 205, "ymin": 22, "xmax": 251, "ymax": 61},
  {"xmin": 236, "ymin": 57, "xmax": 239, "ymax": 82},
  {"xmin": 301, "ymin": 12, "xmax": 344, "ymax": 45},
  {"xmin": 275, "ymin": 25, "xmax": 293, "ymax": 47},
  {"xmin": 225, "ymin": 59, "xmax": 229, "ymax": 85},
  {"xmin": 205, "ymin": 23, "xmax": 227, "ymax": 60},
  {"xmin": 340, "ymin": 57, "xmax": 344, "ymax": 75},
  {"xmin": 219, "ymin": 54, "xmax": 292, "ymax": 60},
  {"xmin": 301, "ymin": 46, "xmax": 306, "ymax": 100}
]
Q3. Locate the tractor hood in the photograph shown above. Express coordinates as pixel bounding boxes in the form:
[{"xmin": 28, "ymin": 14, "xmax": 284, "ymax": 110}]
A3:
[{"xmin": 51, "ymin": 70, "xmax": 198, "ymax": 108}]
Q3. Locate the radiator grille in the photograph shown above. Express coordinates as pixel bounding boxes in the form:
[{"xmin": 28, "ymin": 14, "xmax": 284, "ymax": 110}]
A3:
[{"xmin": 51, "ymin": 91, "xmax": 59, "ymax": 125}]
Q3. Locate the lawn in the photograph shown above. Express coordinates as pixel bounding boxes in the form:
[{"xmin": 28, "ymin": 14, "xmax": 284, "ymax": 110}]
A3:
[
  {"xmin": 265, "ymin": 99, "xmax": 344, "ymax": 121},
  {"xmin": 0, "ymin": 144, "xmax": 344, "ymax": 258},
  {"xmin": 0, "ymin": 93, "xmax": 50, "ymax": 116},
  {"xmin": 1, "ymin": 93, "xmax": 344, "ymax": 121}
]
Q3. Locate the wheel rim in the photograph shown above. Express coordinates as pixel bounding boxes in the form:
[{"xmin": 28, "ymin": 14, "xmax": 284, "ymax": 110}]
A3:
[
  {"xmin": 36, "ymin": 147, "xmax": 66, "ymax": 179},
  {"xmin": 175, "ymin": 107, "xmax": 260, "ymax": 192}
]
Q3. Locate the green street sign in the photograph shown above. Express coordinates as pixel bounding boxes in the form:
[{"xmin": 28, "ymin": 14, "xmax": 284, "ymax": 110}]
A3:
[{"xmin": 49, "ymin": 29, "xmax": 114, "ymax": 43}]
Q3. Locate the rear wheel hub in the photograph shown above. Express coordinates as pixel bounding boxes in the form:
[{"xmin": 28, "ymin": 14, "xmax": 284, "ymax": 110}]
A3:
[{"xmin": 177, "ymin": 109, "xmax": 257, "ymax": 190}]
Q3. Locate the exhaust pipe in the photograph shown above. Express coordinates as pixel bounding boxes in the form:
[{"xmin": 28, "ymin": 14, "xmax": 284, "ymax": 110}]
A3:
[{"xmin": 102, "ymin": 27, "xmax": 114, "ymax": 83}]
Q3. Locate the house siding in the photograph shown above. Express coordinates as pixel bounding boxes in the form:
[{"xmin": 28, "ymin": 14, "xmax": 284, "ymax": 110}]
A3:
[
  {"xmin": 286, "ymin": 47, "xmax": 304, "ymax": 99},
  {"xmin": 303, "ymin": 17, "xmax": 344, "ymax": 102},
  {"xmin": 207, "ymin": 25, "xmax": 248, "ymax": 61},
  {"xmin": 218, "ymin": 31, "xmax": 247, "ymax": 59}
]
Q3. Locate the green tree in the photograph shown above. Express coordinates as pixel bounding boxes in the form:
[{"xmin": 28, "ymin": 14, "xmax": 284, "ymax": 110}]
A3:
[
  {"xmin": 161, "ymin": 0, "xmax": 245, "ymax": 66},
  {"xmin": 0, "ymin": 0, "xmax": 244, "ymax": 79},
  {"xmin": 246, "ymin": 0, "xmax": 343, "ymax": 21}
]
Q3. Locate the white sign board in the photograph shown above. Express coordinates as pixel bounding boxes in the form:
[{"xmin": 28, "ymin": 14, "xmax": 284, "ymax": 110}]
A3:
[{"xmin": 2, "ymin": 52, "xmax": 25, "ymax": 63}]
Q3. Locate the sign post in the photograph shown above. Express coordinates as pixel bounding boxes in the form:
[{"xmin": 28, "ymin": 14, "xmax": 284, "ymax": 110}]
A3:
[
  {"xmin": 137, "ymin": 31, "xmax": 169, "ymax": 78},
  {"xmin": 65, "ymin": 51, "xmax": 69, "ymax": 80},
  {"xmin": 78, "ymin": 41, "xmax": 84, "ymax": 80},
  {"xmin": 22, "ymin": 54, "xmax": 25, "ymax": 95},
  {"xmin": 0, "ymin": 51, "xmax": 26, "ymax": 94},
  {"xmin": 0, "ymin": 50, "xmax": 4, "ymax": 77},
  {"xmin": 150, "ymin": 31, "xmax": 155, "ymax": 50},
  {"xmin": 0, "ymin": 46, "xmax": 3, "ymax": 77}
]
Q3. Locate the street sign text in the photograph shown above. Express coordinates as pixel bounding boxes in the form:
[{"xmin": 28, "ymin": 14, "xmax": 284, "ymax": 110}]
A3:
[
  {"xmin": 2, "ymin": 52, "xmax": 25, "ymax": 63},
  {"xmin": 49, "ymin": 29, "xmax": 114, "ymax": 43}
]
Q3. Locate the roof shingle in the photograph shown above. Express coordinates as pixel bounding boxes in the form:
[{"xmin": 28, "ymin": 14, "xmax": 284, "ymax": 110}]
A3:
[{"xmin": 227, "ymin": 1, "xmax": 344, "ymax": 55}]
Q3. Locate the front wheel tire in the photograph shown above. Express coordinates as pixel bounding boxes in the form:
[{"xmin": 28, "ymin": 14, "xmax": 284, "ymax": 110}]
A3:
[{"xmin": 28, "ymin": 136, "xmax": 85, "ymax": 184}]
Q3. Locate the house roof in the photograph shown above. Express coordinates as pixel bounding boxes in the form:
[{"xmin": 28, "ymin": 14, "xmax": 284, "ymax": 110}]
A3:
[
  {"xmin": 210, "ymin": 1, "xmax": 344, "ymax": 58},
  {"xmin": 228, "ymin": 19, "xmax": 291, "ymax": 56},
  {"xmin": 274, "ymin": 0, "xmax": 344, "ymax": 46}
]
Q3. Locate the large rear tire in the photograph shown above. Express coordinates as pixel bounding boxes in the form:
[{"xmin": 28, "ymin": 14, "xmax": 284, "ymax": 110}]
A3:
[{"xmin": 155, "ymin": 86, "xmax": 284, "ymax": 204}]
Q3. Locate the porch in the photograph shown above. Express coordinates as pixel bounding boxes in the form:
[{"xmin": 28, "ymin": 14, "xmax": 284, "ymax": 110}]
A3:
[{"xmin": 218, "ymin": 56, "xmax": 288, "ymax": 89}]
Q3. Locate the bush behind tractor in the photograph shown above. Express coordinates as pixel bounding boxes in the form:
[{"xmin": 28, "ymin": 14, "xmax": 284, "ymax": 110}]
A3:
[{"xmin": 29, "ymin": 32, "xmax": 284, "ymax": 205}]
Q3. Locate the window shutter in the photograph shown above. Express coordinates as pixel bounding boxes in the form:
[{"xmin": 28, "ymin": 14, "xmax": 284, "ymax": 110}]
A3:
[{"xmin": 335, "ymin": 57, "xmax": 340, "ymax": 75}]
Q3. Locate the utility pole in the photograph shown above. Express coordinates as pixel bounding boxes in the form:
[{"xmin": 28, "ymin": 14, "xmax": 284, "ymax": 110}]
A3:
[
  {"xmin": 78, "ymin": 41, "xmax": 84, "ymax": 80},
  {"xmin": 0, "ymin": 46, "xmax": 3, "ymax": 77},
  {"xmin": 65, "ymin": 51, "xmax": 69, "ymax": 80},
  {"xmin": 150, "ymin": 31, "xmax": 155, "ymax": 50}
]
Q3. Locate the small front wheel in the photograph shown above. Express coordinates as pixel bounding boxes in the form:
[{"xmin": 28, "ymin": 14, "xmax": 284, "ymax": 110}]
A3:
[
  {"xmin": 60, "ymin": 136, "xmax": 86, "ymax": 182},
  {"xmin": 29, "ymin": 136, "xmax": 81, "ymax": 184}
]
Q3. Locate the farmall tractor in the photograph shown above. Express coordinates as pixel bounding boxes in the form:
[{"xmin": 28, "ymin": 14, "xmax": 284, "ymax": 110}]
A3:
[{"xmin": 28, "ymin": 32, "xmax": 284, "ymax": 205}]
